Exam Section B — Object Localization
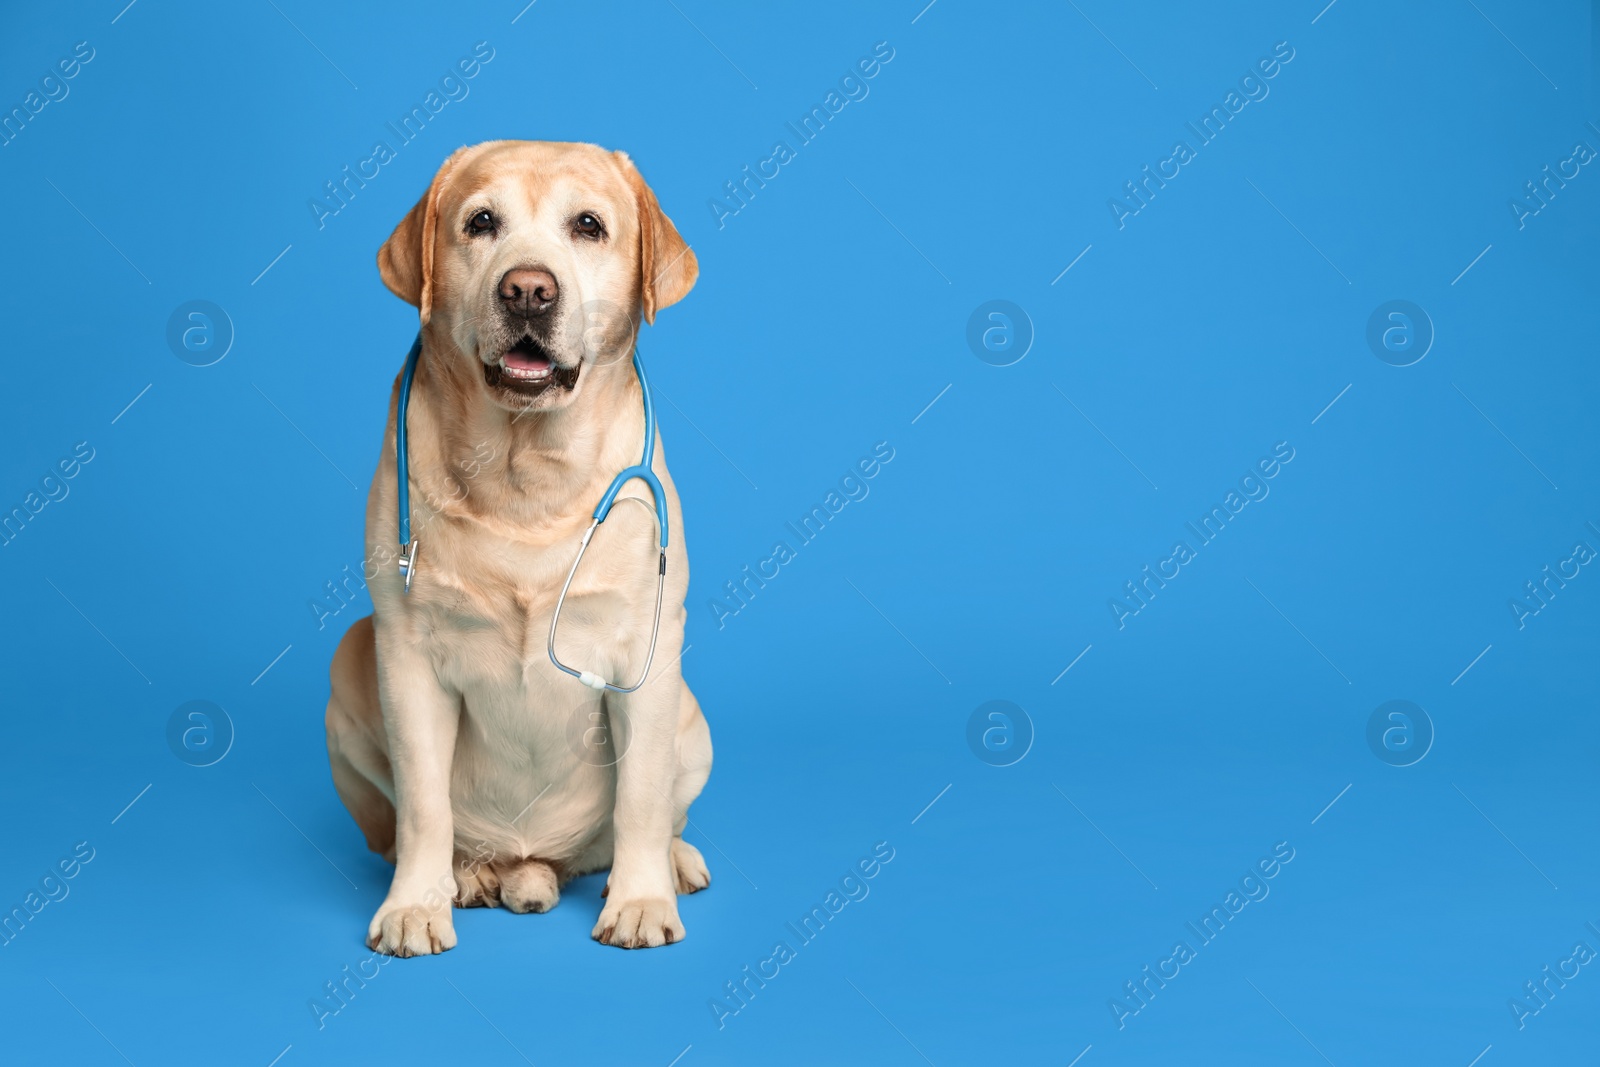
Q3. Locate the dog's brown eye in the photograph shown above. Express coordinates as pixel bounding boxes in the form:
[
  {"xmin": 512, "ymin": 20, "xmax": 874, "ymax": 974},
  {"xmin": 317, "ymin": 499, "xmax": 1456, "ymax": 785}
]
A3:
[
  {"xmin": 573, "ymin": 212, "xmax": 604, "ymax": 239},
  {"xmin": 467, "ymin": 210, "xmax": 496, "ymax": 236}
]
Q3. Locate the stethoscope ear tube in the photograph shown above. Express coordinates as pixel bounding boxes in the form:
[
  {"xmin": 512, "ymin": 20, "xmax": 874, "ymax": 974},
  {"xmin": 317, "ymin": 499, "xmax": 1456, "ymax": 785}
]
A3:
[
  {"xmin": 396, "ymin": 334, "xmax": 424, "ymax": 592},
  {"xmin": 550, "ymin": 347, "xmax": 670, "ymax": 688},
  {"xmin": 392, "ymin": 332, "xmax": 669, "ymax": 688},
  {"xmin": 593, "ymin": 466, "xmax": 670, "ymax": 548}
]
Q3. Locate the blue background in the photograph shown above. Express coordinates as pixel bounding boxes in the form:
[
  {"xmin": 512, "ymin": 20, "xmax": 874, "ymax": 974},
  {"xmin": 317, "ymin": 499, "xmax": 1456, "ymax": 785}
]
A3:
[{"xmin": 1, "ymin": 0, "xmax": 1597, "ymax": 1063}]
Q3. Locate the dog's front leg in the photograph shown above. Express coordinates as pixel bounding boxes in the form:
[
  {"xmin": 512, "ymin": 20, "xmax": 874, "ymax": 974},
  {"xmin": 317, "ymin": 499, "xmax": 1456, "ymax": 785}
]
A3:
[
  {"xmin": 367, "ymin": 626, "xmax": 461, "ymax": 956},
  {"xmin": 593, "ymin": 676, "xmax": 683, "ymax": 948}
]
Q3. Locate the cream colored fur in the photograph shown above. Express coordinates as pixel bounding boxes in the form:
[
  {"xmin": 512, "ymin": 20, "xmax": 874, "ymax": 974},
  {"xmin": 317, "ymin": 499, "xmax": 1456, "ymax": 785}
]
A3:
[{"xmin": 324, "ymin": 141, "xmax": 711, "ymax": 955}]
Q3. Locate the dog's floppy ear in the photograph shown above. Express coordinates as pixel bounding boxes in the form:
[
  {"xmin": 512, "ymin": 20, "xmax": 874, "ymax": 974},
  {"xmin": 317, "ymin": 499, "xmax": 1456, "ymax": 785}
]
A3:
[
  {"xmin": 614, "ymin": 152, "xmax": 697, "ymax": 325},
  {"xmin": 378, "ymin": 144, "xmax": 479, "ymax": 325}
]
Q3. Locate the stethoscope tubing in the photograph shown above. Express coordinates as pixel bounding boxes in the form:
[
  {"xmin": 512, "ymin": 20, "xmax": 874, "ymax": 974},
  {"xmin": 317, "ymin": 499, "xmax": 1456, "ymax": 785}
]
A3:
[
  {"xmin": 394, "ymin": 333, "xmax": 668, "ymax": 692},
  {"xmin": 547, "ymin": 505, "xmax": 668, "ymax": 693}
]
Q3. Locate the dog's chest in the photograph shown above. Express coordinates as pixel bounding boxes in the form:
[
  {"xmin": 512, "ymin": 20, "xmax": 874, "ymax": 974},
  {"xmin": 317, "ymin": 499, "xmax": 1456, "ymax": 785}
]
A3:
[
  {"xmin": 407, "ymin": 508, "xmax": 649, "ymax": 698},
  {"xmin": 412, "ymin": 525, "xmax": 563, "ymax": 679}
]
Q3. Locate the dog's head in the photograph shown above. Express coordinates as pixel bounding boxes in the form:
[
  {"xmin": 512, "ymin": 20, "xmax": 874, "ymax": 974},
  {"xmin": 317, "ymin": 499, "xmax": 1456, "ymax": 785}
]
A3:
[{"xmin": 378, "ymin": 140, "xmax": 697, "ymax": 413}]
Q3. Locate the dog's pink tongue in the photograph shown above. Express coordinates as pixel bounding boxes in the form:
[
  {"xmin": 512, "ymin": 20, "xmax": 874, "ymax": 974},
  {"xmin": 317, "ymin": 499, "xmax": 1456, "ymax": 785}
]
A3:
[{"xmin": 503, "ymin": 349, "xmax": 552, "ymax": 379}]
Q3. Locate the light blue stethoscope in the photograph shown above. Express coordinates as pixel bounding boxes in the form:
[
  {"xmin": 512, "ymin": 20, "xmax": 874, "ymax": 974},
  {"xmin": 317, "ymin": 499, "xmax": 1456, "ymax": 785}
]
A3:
[{"xmin": 395, "ymin": 333, "xmax": 669, "ymax": 693}]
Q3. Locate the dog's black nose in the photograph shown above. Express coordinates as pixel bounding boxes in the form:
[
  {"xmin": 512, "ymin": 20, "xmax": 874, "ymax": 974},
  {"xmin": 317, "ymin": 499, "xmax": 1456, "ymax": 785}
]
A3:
[{"xmin": 499, "ymin": 268, "xmax": 559, "ymax": 315}]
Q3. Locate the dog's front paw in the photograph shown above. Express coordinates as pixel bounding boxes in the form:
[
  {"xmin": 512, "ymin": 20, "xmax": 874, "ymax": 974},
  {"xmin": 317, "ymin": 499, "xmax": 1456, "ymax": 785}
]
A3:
[
  {"xmin": 367, "ymin": 900, "xmax": 457, "ymax": 957},
  {"xmin": 592, "ymin": 896, "xmax": 684, "ymax": 949}
]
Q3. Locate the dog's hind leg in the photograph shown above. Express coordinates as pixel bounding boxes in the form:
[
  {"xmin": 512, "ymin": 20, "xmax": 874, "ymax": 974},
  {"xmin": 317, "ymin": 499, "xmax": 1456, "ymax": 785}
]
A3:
[{"xmin": 326, "ymin": 615, "xmax": 398, "ymax": 862}]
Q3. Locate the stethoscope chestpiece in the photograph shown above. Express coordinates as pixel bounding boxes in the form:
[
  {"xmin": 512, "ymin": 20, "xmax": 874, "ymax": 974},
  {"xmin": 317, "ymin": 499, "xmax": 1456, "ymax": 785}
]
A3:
[{"xmin": 398, "ymin": 540, "xmax": 419, "ymax": 593}]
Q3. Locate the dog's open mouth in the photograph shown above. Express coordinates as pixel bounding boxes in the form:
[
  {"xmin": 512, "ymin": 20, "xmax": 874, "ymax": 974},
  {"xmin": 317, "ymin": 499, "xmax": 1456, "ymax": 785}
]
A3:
[{"xmin": 484, "ymin": 337, "xmax": 580, "ymax": 398}]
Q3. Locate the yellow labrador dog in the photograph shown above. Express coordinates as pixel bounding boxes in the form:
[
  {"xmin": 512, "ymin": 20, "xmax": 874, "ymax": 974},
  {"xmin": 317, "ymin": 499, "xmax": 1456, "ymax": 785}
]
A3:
[{"xmin": 324, "ymin": 140, "xmax": 711, "ymax": 955}]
